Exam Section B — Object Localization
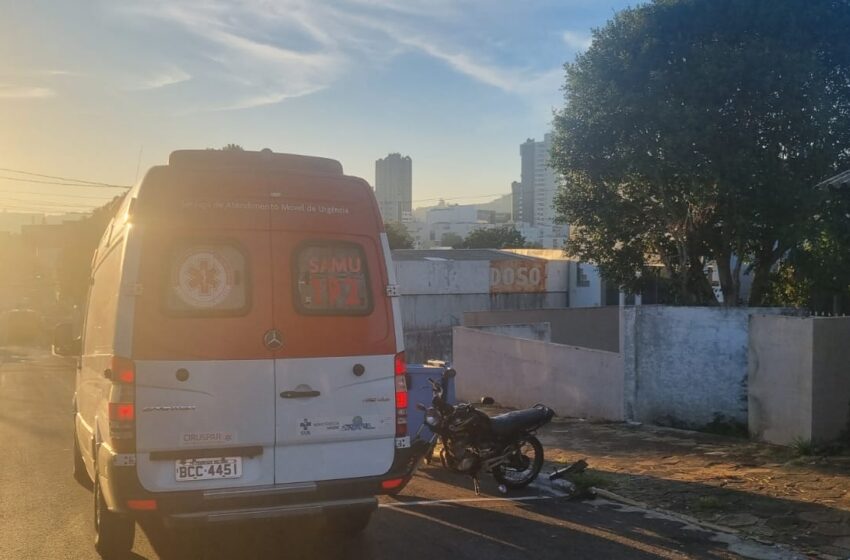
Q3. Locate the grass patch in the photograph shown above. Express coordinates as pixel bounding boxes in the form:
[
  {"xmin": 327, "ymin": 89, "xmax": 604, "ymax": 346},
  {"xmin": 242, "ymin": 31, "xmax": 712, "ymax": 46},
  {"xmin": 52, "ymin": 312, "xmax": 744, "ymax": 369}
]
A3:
[
  {"xmin": 791, "ymin": 437, "xmax": 815, "ymax": 457},
  {"xmin": 566, "ymin": 471, "xmax": 612, "ymax": 492},
  {"xmin": 789, "ymin": 437, "xmax": 848, "ymax": 458}
]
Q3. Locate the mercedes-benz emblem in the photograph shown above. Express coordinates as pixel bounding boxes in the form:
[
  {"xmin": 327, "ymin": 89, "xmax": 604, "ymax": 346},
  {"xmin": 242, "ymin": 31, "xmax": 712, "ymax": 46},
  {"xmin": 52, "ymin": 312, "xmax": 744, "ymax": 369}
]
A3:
[{"xmin": 263, "ymin": 328, "xmax": 283, "ymax": 350}]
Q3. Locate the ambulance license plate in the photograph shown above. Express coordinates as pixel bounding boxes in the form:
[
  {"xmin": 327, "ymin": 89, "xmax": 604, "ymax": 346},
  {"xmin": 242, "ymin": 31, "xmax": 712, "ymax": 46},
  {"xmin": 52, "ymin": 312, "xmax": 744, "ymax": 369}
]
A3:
[{"xmin": 175, "ymin": 457, "xmax": 242, "ymax": 481}]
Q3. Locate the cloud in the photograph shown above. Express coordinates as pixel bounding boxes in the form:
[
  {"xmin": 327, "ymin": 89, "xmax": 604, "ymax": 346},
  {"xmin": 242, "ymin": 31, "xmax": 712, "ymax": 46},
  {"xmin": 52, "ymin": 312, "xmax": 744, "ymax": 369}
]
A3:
[
  {"xmin": 127, "ymin": 66, "xmax": 191, "ymax": 90},
  {"xmin": 110, "ymin": 0, "xmax": 568, "ymax": 108},
  {"xmin": 562, "ymin": 30, "xmax": 592, "ymax": 51},
  {"xmin": 342, "ymin": 10, "xmax": 556, "ymax": 95},
  {"xmin": 0, "ymin": 85, "xmax": 55, "ymax": 99},
  {"xmin": 36, "ymin": 69, "xmax": 79, "ymax": 77},
  {"xmin": 114, "ymin": 2, "xmax": 344, "ymax": 110}
]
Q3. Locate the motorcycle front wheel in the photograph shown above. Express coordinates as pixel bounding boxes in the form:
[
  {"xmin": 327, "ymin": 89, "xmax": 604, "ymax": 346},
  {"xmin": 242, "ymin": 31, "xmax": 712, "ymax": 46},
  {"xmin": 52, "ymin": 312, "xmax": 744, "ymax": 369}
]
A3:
[{"xmin": 492, "ymin": 435, "xmax": 544, "ymax": 489}]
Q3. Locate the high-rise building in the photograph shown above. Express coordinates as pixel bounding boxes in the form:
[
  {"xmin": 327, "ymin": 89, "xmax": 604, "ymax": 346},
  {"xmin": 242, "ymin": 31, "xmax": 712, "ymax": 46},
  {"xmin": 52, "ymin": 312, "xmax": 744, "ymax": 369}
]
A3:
[
  {"xmin": 516, "ymin": 133, "xmax": 569, "ymax": 248},
  {"xmin": 510, "ymin": 181, "xmax": 522, "ymax": 223},
  {"xmin": 375, "ymin": 153, "xmax": 412, "ymax": 223},
  {"xmin": 518, "ymin": 133, "xmax": 560, "ymax": 227}
]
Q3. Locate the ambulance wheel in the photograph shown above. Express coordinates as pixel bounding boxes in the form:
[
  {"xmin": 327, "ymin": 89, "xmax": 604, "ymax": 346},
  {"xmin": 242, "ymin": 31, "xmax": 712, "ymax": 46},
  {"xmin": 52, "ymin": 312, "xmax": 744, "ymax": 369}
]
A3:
[{"xmin": 94, "ymin": 476, "xmax": 135, "ymax": 559}]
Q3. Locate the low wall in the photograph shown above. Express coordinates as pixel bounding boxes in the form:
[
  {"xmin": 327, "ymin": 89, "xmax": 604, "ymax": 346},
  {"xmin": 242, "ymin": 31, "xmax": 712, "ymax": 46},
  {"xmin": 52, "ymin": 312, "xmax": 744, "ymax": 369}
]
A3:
[
  {"xmin": 463, "ymin": 306, "xmax": 619, "ymax": 352},
  {"xmin": 473, "ymin": 323, "xmax": 551, "ymax": 342},
  {"xmin": 812, "ymin": 318, "xmax": 850, "ymax": 441},
  {"xmin": 749, "ymin": 315, "xmax": 850, "ymax": 445},
  {"xmin": 452, "ymin": 327, "xmax": 624, "ymax": 420},
  {"xmin": 748, "ymin": 315, "xmax": 814, "ymax": 444}
]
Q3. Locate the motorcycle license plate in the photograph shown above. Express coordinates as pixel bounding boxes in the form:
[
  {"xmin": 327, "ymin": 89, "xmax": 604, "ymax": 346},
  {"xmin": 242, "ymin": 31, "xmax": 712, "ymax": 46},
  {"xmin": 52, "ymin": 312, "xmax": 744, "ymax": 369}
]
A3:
[{"xmin": 175, "ymin": 457, "xmax": 242, "ymax": 481}]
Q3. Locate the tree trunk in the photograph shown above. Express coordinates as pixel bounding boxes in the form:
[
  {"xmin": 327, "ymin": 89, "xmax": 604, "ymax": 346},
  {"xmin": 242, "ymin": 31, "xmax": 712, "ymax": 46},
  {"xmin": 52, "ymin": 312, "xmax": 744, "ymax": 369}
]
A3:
[
  {"xmin": 748, "ymin": 257, "xmax": 774, "ymax": 306},
  {"xmin": 715, "ymin": 252, "xmax": 740, "ymax": 306}
]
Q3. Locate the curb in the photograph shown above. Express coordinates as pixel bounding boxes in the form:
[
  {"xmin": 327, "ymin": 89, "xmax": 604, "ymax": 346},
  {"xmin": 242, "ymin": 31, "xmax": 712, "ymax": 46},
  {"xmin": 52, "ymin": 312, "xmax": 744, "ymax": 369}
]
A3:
[
  {"xmin": 591, "ymin": 487, "xmax": 742, "ymax": 535},
  {"xmin": 589, "ymin": 487, "xmax": 809, "ymax": 560}
]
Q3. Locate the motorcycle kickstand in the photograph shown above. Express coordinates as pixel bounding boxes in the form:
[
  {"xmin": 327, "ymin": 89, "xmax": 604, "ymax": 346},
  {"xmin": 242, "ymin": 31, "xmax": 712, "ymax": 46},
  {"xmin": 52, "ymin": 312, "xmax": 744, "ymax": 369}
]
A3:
[{"xmin": 472, "ymin": 475, "xmax": 481, "ymax": 496}]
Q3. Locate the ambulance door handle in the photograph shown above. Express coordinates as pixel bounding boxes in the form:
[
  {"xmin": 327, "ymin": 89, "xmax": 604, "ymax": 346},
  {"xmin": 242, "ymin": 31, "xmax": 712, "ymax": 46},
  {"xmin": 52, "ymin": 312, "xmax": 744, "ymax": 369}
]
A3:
[{"xmin": 280, "ymin": 390, "xmax": 321, "ymax": 399}]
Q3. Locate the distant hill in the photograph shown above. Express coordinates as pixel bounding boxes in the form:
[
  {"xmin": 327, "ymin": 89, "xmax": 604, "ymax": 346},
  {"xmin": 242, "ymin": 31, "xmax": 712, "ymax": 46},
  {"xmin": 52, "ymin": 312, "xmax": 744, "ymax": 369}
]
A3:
[
  {"xmin": 477, "ymin": 193, "xmax": 512, "ymax": 214},
  {"xmin": 412, "ymin": 193, "xmax": 512, "ymax": 221}
]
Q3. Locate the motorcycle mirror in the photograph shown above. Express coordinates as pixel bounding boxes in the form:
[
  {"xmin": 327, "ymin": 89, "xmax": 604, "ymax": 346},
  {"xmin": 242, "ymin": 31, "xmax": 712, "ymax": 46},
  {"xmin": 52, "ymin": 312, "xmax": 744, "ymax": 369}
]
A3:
[
  {"xmin": 444, "ymin": 368, "xmax": 456, "ymax": 379},
  {"xmin": 415, "ymin": 403, "xmax": 427, "ymax": 411}
]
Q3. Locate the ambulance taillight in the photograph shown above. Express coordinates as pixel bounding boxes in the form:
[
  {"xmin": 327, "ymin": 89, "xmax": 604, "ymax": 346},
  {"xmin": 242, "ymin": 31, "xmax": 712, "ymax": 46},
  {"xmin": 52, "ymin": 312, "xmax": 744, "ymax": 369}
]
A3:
[
  {"xmin": 107, "ymin": 356, "xmax": 136, "ymax": 453},
  {"xmin": 394, "ymin": 352, "xmax": 408, "ymax": 437}
]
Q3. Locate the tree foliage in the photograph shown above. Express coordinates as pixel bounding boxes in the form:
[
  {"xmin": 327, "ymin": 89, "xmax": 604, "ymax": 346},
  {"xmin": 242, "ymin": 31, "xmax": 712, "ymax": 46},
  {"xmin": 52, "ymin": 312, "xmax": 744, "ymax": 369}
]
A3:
[
  {"xmin": 768, "ymin": 184, "xmax": 850, "ymax": 313},
  {"xmin": 384, "ymin": 221, "xmax": 414, "ymax": 249},
  {"xmin": 552, "ymin": 0, "xmax": 850, "ymax": 305},
  {"xmin": 459, "ymin": 226, "xmax": 526, "ymax": 249}
]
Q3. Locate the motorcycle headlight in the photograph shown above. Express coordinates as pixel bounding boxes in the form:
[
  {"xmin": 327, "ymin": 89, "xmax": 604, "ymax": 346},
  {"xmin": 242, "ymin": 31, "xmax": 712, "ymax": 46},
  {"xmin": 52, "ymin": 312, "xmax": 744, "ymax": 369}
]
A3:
[{"xmin": 425, "ymin": 411, "xmax": 439, "ymax": 426}]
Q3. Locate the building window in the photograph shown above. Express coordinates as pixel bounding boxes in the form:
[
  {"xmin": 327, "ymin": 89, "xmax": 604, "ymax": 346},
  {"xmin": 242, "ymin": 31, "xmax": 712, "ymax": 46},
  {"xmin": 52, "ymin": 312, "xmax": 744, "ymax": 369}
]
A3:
[{"xmin": 576, "ymin": 263, "xmax": 590, "ymax": 288}]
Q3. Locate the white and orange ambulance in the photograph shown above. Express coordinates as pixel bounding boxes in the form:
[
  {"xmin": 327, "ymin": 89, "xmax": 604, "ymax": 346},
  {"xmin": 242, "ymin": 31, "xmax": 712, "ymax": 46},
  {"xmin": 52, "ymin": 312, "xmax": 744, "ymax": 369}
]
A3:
[{"xmin": 69, "ymin": 149, "xmax": 413, "ymax": 558}]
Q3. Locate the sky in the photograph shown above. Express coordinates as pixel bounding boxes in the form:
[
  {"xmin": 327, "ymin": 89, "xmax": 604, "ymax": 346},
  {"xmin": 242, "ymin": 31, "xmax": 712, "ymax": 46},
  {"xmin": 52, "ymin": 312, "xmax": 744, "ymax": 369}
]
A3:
[{"xmin": 0, "ymin": 0, "xmax": 634, "ymax": 215}]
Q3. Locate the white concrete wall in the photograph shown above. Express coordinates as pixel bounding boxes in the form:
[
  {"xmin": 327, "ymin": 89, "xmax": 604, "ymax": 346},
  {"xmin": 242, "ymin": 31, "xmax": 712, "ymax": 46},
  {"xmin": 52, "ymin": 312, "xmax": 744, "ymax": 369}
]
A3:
[
  {"xmin": 569, "ymin": 262, "xmax": 604, "ymax": 307},
  {"xmin": 395, "ymin": 260, "xmax": 488, "ymax": 295},
  {"xmin": 453, "ymin": 327, "xmax": 624, "ymax": 420},
  {"xmin": 472, "ymin": 323, "xmax": 551, "ymax": 342},
  {"xmin": 748, "ymin": 315, "xmax": 814, "ymax": 445},
  {"xmin": 749, "ymin": 315, "xmax": 850, "ymax": 445},
  {"xmin": 622, "ymin": 306, "xmax": 785, "ymax": 428},
  {"xmin": 394, "ymin": 257, "xmax": 568, "ymax": 362}
]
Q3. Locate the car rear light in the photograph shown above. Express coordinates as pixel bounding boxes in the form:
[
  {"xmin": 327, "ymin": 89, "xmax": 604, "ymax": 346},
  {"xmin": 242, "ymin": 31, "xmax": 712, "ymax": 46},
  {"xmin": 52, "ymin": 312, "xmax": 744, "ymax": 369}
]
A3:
[
  {"xmin": 381, "ymin": 478, "xmax": 404, "ymax": 491},
  {"xmin": 109, "ymin": 403, "xmax": 135, "ymax": 422},
  {"xmin": 111, "ymin": 356, "xmax": 135, "ymax": 385},
  {"xmin": 108, "ymin": 356, "xmax": 136, "ymax": 453},
  {"xmin": 394, "ymin": 351, "xmax": 408, "ymax": 437},
  {"xmin": 126, "ymin": 499, "xmax": 157, "ymax": 511}
]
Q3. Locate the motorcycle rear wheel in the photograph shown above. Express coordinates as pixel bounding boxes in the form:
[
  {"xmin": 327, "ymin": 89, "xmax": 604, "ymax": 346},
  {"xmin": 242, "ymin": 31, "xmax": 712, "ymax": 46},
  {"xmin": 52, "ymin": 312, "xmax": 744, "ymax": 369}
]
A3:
[{"xmin": 492, "ymin": 435, "xmax": 544, "ymax": 489}]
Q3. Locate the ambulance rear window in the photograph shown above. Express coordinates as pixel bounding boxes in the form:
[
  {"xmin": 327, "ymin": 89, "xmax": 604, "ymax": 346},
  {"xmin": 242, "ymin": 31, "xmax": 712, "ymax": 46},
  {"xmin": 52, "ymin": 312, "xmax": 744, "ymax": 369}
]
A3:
[
  {"xmin": 165, "ymin": 243, "xmax": 249, "ymax": 315},
  {"xmin": 294, "ymin": 242, "xmax": 372, "ymax": 315}
]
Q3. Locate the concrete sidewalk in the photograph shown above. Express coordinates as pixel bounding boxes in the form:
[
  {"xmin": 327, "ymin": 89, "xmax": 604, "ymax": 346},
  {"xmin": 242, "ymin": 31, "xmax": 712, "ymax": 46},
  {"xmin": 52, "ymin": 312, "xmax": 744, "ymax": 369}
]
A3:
[{"xmin": 529, "ymin": 416, "xmax": 850, "ymax": 559}]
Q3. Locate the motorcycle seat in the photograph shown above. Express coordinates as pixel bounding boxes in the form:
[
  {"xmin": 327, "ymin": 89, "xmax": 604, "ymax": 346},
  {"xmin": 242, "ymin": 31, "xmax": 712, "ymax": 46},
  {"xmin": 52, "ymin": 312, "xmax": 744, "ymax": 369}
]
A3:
[{"xmin": 489, "ymin": 406, "xmax": 553, "ymax": 436}]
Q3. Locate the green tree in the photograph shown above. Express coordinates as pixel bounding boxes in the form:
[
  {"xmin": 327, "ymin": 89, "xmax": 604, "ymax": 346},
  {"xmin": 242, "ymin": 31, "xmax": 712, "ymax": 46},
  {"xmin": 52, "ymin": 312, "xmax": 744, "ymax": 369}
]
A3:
[
  {"xmin": 459, "ymin": 226, "xmax": 526, "ymax": 249},
  {"xmin": 769, "ymin": 184, "xmax": 850, "ymax": 313},
  {"xmin": 221, "ymin": 144, "xmax": 244, "ymax": 151},
  {"xmin": 552, "ymin": 0, "xmax": 850, "ymax": 305},
  {"xmin": 384, "ymin": 221, "xmax": 414, "ymax": 249}
]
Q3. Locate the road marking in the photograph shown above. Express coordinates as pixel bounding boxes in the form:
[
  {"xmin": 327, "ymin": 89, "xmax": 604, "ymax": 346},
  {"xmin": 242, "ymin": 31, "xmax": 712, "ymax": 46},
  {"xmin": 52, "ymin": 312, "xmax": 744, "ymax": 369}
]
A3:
[
  {"xmin": 380, "ymin": 495, "xmax": 557, "ymax": 508},
  {"xmin": 388, "ymin": 506, "xmax": 526, "ymax": 551}
]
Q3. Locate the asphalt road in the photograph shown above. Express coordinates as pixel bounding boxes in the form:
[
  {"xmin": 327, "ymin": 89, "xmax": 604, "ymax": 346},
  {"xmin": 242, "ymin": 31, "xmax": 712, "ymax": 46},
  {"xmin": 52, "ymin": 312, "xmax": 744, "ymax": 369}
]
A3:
[{"xmin": 0, "ymin": 347, "xmax": 778, "ymax": 560}]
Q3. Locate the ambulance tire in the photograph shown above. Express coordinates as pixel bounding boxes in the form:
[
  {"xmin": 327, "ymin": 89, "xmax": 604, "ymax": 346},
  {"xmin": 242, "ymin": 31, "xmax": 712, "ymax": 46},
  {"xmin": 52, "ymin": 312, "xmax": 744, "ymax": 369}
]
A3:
[{"xmin": 94, "ymin": 476, "xmax": 135, "ymax": 559}]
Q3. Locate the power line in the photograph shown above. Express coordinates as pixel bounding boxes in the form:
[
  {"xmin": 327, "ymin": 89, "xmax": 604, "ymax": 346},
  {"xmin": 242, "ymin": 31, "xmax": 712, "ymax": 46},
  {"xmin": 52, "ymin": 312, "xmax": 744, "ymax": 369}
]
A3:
[
  {"xmin": 0, "ymin": 200, "xmax": 99, "ymax": 211},
  {"xmin": 0, "ymin": 187, "xmax": 120, "ymax": 201},
  {"xmin": 0, "ymin": 175, "xmax": 130, "ymax": 189},
  {"xmin": 0, "ymin": 167, "xmax": 131, "ymax": 188},
  {"xmin": 0, "ymin": 204, "xmax": 92, "ymax": 215}
]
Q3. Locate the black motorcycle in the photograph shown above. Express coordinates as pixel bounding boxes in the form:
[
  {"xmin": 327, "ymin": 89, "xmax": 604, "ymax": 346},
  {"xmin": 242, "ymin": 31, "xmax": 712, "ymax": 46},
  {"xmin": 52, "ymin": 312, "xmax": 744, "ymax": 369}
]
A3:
[{"xmin": 413, "ymin": 368, "xmax": 555, "ymax": 494}]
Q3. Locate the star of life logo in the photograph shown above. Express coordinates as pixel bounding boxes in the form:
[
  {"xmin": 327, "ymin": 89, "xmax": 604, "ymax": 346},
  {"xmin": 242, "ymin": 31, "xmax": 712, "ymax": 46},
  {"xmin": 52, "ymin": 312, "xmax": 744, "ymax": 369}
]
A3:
[{"xmin": 176, "ymin": 250, "xmax": 234, "ymax": 308}]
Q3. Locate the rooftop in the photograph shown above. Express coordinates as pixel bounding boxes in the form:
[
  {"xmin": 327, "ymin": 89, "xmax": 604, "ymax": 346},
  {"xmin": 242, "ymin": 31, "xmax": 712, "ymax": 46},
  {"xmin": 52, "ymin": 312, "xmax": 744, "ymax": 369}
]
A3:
[{"xmin": 391, "ymin": 249, "xmax": 542, "ymax": 262}]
